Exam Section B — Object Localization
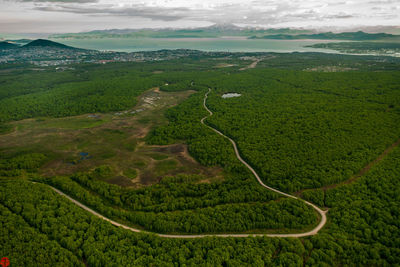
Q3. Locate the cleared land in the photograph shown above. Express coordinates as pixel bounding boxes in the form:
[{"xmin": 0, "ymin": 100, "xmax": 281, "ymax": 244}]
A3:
[{"xmin": 0, "ymin": 87, "xmax": 223, "ymax": 187}]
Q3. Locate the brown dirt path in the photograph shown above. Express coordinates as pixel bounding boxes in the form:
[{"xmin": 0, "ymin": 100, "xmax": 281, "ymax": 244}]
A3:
[
  {"xmin": 294, "ymin": 138, "xmax": 400, "ymax": 200},
  {"xmin": 33, "ymin": 88, "xmax": 328, "ymax": 239}
]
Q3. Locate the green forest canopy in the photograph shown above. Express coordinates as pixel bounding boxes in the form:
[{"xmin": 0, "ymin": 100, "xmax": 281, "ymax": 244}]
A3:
[{"xmin": 1, "ymin": 52, "xmax": 400, "ymax": 266}]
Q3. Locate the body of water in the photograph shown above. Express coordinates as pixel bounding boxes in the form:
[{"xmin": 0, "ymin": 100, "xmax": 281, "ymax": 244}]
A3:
[
  {"xmin": 222, "ymin": 93, "xmax": 242, "ymax": 98},
  {"xmin": 52, "ymin": 37, "xmax": 339, "ymax": 53}
]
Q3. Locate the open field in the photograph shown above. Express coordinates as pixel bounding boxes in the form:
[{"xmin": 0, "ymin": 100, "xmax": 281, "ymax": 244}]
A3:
[{"xmin": 0, "ymin": 87, "xmax": 223, "ymax": 187}]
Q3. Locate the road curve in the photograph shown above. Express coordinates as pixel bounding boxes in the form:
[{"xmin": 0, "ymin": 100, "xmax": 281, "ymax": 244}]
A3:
[
  {"xmin": 44, "ymin": 88, "xmax": 327, "ymax": 238},
  {"xmin": 200, "ymin": 88, "xmax": 327, "ymax": 237}
]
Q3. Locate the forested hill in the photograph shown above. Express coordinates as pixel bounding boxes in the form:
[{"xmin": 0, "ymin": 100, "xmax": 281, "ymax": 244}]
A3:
[
  {"xmin": 0, "ymin": 39, "xmax": 81, "ymax": 50},
  {"xmin": 0, "ymin": 41, "xmax": 19, "ymax": 49},
  {"xmin": 250, "ymin": 31, "xmax": 398, "ymax": 41},
  {"xmin": 0, "ymin": 39, "xmax": 84, "ymax": 51},
  {"xmin": 22, "ymin": 39, "xmax": 81, "ymax": 50}
]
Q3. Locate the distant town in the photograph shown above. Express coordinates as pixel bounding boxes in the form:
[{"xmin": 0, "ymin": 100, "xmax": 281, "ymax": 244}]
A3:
[{"xmin": 0, "ymin": 39, "xmax": 238, "ymax": 66}]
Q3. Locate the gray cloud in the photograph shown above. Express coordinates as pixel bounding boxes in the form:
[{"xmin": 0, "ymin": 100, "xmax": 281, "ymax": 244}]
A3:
[
  {"xmin": 1, "ymin": 0, "xmax": 400, "ymax": 33},
  {"xmin": 33, "ymin": 4, "xmax": 188, "ymax": 21},
  {"xmin": 13, "ymin": 0, "xmax": 400, "ymax": 25},
  {"xmin": 368, "ymin": 0, "xmax": 398, "ymax": 3},
  {"xmin": 21, "ymin": 0, "xmax": 97, "ymax": 3}
]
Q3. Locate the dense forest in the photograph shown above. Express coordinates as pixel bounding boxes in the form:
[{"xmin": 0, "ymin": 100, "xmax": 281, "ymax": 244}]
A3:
[
  {"xmin": 37, "ymin": 170, "xmax": 317, "ymax": 234},
  {"xmin": 0, "ymin": 60, "xmax": 217, "ymax": 122},
  {"xmin": 1, "ymin": 52, "xmax": 400, "ymax": 266},
  {"xmin": 1, "ymin": 145, "xmax": 400, "ymax": 265},
  {"xmin": 150, "ymin": 69, "xmax": 400, "ymax": 192},
  {"xmin": 1, "ymin": 52, "xmax": 399, "ymax": 122}
]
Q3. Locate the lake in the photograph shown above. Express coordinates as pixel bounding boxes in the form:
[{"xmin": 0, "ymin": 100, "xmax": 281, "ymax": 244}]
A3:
[
  {"xmin": 51, "ymin": 37, "xmax": 339, "ymax": 53},
  {"xmin": 222, "ymin": 93, "xmax": 242, "ymax": 98}
]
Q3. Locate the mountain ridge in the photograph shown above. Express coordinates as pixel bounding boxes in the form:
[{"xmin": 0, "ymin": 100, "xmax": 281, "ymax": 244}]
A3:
[
  {"xmin": 250, "ymin": 31, "xmax": 398, "ymax": 41},
  {"xmin": 0, "ymin": 41, "xmax": 19, "ymax": 49},
  {"xmin": 22, "ymin": 39, "xmax": 78, "ymax": 49}
]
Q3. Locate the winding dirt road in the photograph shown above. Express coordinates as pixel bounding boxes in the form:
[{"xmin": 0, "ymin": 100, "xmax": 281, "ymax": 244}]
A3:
[
  {"xmin": 200, "ymin": 88, "xmax": 327, "ymax": 237},
  {"xmin": 46, "ymin": 88, "xmax": 327, "ymax": 238}
]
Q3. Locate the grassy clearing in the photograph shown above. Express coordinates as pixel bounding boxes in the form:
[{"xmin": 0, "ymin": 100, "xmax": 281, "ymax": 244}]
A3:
[
  {"xmin": 123, "ymin": 168, "xmax": 138, "ymax": 179},
  {"xmin": 0, "ymin": 124, "xmax": 13, "ymax": 134},
  {"xmin": 15, "ymin": 116, "xmax": 110, "ymax": 131},
  {"xmin": 154, "ymin": 160, "xmax": 178, "ymax": 176},
  {"xmin": 0, "ymin": 87, "xmax": 224, "ymax": 187},
  {"xmin": 146, "ymin": 153, "xmax": 169, "ymax": 160}
]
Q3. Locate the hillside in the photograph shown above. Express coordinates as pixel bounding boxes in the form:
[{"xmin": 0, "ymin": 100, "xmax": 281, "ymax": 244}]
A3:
[
  {"xmin": 23, "ymin": 39, "xmax": 78, "ymax": 49},
  {"xmin": 49, "ymin": 25, "xmax": 311, "ymax": 39},
  {"xmin": 250, "ymin": 31, "xmax": 398, "ymax": 41},
  {"xmin": 5, "ymin": 39, "xmax": 32, "ymax": 45},
  {"xmin": 307, "ymin": 42, "xmax": 400, "ymax": 55},
  {"xmin": 0, "ymin": 41, "xmax": 19, "ymax": 49}
]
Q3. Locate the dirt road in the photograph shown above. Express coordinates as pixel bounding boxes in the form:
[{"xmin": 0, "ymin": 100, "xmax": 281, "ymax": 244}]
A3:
[{"xmin": 44, "ymin": 88, "xmax": 327, "ymax": 238}]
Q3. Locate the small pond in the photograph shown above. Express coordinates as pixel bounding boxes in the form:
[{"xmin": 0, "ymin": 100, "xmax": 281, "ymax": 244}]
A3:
[{"xmin": 222, "ymin": 93, "xmax": 242, "ymax": 99}]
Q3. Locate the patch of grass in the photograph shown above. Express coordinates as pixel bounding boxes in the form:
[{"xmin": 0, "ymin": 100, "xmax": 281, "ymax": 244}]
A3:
[
  {"xmin": 123, "ymin": 168, "xmax": 138, "ymax": 179},
  {"xmin": 100, "ymin": 128, "xmax": 128, "ymax": 141},
  {"xmin": 137, "ymin": 117, "xmax": 151, "ymax": 125},
  {"xmin": 102, "ymin": 129, "xmax": 125, "ymax": 135},
  {"xmin": 99, "ymin": 151, "xmax": 116, "ymax": 159},
  {"xmin": 76, "ymin": 140, "xmax": 92, "ymax": 150},
  {"xmin": 107, "ymin": 176, "xmax": 135, "ymax": 187},
  {"xmin": 147, "ymin": 153, "xmax": 169, "ymax": 160},
  {"xmin": 154, "ymin": 159, "xmax": 178, "ymax": 176},
  {"xmin": 22, "ymin": 117, "xmax": 108, "ymax": 130},
  {"xmin": 0, "ymin": 123, "xmax": 13, "ymax": 134},
  {"xmin": 123, "ymin": 141, "xmax": 137, "ymax": 152},
  {"xmin": 160, "ymin": 174, "xmax": 202, "ymax": 184},
  {"xmin": 93, "ymin": 165, "xmax": 113, "ymax": 179},
  {"xmin": 132, "ymin": 161, "xmax": 146, "ymax": 168}
]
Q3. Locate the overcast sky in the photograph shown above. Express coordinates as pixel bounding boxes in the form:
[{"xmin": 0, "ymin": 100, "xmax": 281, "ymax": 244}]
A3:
[{"xmin": 1, "ymin": 0, "xmax": 399, "ymax": 33}]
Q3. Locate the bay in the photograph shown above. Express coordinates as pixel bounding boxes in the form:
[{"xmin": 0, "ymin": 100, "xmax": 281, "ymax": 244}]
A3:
[{"xmin": 50, "ymin": 37, "xmax": 339, "ymax": 53}]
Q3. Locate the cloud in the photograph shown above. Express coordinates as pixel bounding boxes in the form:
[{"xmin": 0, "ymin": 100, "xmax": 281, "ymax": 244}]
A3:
[
  {"xmin": 11, "ymin": 0, "xmax": 399, "ymax": 25},
  {"xmin": 33, "ymin": 4, "xmax": 188, "ymax": 21},
  {"xmin": 1, "ymin": 0, "xmax": 400, "ymax": 32},
  {"xmin": 20, "ymin": 0, "xmax": 97, "ymax": 3},
  {"xmin": 368, "ymin": 0, "xmax": 398, "ymax": 3}
]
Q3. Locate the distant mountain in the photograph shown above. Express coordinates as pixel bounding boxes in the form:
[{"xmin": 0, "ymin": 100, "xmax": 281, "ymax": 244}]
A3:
[
  {"xmin": 49, "ymin": 25, "xmax": 311, "ymax": 39},
  {"xmin": 5, "ymin": 39, "xmax": 32, "ymax": 45},
  {"xmin": 0, "ymin": 41, "xmax": 19, "ymax": 49},
  {"xmin": 23, "ymin": 39, "xmax": 78, "ymax": 49},
  {"xmin": 250, "ymin": 31, "xmax": 398, "ymax": 41}
]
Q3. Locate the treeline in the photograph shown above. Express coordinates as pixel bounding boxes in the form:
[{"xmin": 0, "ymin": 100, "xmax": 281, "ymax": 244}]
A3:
[
  {"xmin": 69, "ymin": 172, "xmax": 279, "ymax": 211},
  {"xmin": 0, "ymin": 180, "xmax": 311, "ymax": 266},
  {"xmin": 0, "ymin": 152, "xmax": 46, "ymax": 177},
  {"xmin": 40, "ymin": 173, "xmax": 317, "ymax": 234}
]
